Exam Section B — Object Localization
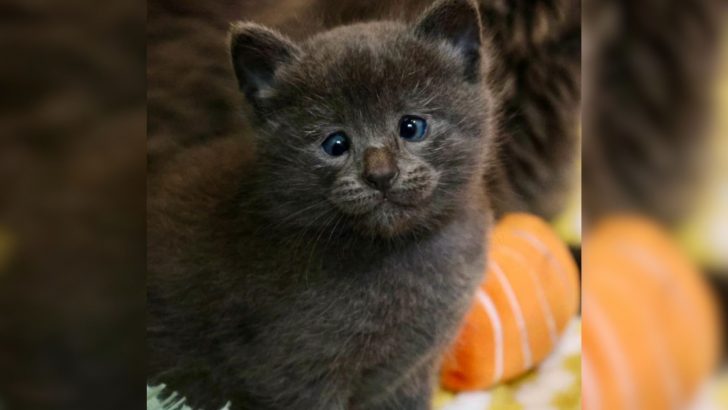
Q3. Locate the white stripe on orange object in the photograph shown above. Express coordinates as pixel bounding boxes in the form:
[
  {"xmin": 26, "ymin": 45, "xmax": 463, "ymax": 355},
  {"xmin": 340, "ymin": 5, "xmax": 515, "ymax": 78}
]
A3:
[
  {"xmin": 491, "ymin": 260, "xmax": 533, "ymax": 369},
  {"xmin": 514, "ymin": 228, "xmax": 573, "ymax": 301},
  {"xmin": 476, "ymin": 289, "xmax": 503, "ymax": 383},
  {"xmin": 585, "ymin": 295, "xmax": 640, "ymax": 410},
  {"xmin": 499, "ymin": 246, "xmax": 558, "ymax": 345},
  {"xmin": 582, "ymin": 355, "xmax": 602, "ymax": 410}
]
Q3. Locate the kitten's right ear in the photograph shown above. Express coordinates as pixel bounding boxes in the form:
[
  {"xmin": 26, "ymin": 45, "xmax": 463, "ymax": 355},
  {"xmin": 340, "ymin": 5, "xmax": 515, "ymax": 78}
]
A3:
[
  {"xmin": 229, "ymin": 22, "xmax": 300, "ymax": 103},
  {"xmin": 414, "ymin": 0, "xmax": 483, "ymax": 82}
]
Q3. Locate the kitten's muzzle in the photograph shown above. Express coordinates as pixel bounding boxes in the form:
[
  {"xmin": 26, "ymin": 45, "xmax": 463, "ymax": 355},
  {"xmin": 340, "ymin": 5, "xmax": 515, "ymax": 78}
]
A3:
[{"xmin": 362, "ymin": 147, "xmax": 399, "ymax": 192}]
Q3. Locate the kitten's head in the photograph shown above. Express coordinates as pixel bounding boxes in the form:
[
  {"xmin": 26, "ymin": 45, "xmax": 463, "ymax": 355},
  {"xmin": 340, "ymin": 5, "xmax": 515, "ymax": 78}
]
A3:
[{"xmin": 230, "ymin": 0, "xmax": 490, "ymax": 238}]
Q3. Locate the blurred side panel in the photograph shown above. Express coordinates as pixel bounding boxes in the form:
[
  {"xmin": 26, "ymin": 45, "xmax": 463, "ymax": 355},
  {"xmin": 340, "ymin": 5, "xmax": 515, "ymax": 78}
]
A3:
[
  {"xmin": 583, "ymin": 0, "xmax": 728, "ymax": 408},
  {"xmin": 0, "ymin": 0, "xmax": 146, "ymax": 409}
]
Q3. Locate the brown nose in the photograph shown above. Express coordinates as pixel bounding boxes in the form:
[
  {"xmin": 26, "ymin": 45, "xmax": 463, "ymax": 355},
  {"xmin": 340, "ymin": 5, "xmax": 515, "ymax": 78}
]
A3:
[{"xmin": 362, "ymin": 147, "xmax": 399, "ymax": 191}]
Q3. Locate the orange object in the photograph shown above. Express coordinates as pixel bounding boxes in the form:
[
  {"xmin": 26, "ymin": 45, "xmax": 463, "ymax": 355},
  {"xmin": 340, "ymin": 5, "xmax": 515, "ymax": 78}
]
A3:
[
  {"xmin": 582, "ymin": 216, "xmax": 721, "ymax": 410},
  {"xmin": 440, "ymin": 213, "xmax": 580, "ymax": 391}
]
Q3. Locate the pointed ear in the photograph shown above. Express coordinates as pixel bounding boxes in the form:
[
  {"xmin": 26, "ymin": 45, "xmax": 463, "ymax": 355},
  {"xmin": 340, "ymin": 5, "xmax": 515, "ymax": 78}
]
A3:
[
  {"xmin": 229, "ymin": 22, "xmax": 300, "ymax": 104},
  {"xmin": 414, "ymin": 0, "xmax": 483, "ymax": 82}
]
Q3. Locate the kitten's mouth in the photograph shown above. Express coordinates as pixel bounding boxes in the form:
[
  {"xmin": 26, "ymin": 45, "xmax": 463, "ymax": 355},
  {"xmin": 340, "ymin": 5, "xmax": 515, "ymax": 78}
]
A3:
[
  {"xmin": 379, "ymin": 194, "xmax": 419, "ymax": 209},
  {"xmin": 330, "ymin": 183, "xmax": 436, "ymax": 236},
  {"xmin": 367, "ymin": 188, "xmax": 434, "ymax": 213},
  {"xmin": 348, "ymin": 191, "xmax": 423, "ymax": 213},
  {"xmin": 353, "ymin": 190, "xmax": 436, "ymax": 237}
]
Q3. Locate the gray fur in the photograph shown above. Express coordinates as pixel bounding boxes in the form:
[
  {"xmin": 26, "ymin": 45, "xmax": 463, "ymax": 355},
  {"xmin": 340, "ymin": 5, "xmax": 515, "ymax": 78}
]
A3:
[{"xmin": 148, "ymin": 1, "xmax": 495, "ymax": 409}]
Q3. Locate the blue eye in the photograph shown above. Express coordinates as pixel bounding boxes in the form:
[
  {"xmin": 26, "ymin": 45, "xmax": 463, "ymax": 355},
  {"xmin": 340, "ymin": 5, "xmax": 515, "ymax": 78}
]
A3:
[
  {"xmin": 399, "ymin": 115, "xmax": 427, "ymax": 141},
  {"xmin": 321, "ymin": 132, "xmax": 350, "ymax": 156}
]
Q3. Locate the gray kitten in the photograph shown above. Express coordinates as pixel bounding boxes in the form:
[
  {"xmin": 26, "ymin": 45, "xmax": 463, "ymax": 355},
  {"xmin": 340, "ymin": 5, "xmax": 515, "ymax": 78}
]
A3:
[{"xmin": 147, "ymin": 0, "xmax": 495, "ymax": 408}]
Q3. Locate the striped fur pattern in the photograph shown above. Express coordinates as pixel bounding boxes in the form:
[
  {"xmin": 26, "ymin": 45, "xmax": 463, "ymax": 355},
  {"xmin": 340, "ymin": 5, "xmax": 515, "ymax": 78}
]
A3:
[{"xmin": 480, "ymin": 0, "xmax": 581, "ymax": 219}]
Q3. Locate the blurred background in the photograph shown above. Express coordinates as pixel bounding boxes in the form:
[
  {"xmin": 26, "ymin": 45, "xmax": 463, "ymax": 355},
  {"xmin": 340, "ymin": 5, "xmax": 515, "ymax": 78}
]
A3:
[
  {"xmin": 582, "ymin": 0, "xmax": 728, "ymax": 408},
  {"xmin": 0, "ymin": 0, "xmax": 145, "ymax": 409}
]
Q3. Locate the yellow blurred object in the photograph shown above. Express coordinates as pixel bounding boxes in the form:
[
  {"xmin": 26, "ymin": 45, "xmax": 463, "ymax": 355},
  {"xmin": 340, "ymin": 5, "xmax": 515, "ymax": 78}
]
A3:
[
  {"xmin": 679, "ymin": 23, "xmax": 728, "ymax": 270},
  {"xmin": 432, "ymin": 390, "xmax": 455, "ymax": 408},
  {"xmin": 553, "ymin": 126, "xmax": 582, "ymax": 246}
]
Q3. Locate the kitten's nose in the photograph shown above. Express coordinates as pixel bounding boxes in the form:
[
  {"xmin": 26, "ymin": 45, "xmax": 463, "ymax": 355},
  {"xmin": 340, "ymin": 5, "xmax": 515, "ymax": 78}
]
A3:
[{"xmin": 362, "ymin": 147, "xmax": 399, "ymax": 191}]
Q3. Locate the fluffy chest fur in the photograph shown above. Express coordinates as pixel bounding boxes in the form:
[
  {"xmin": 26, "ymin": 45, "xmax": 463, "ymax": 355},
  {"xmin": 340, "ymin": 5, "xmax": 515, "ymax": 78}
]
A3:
[
  {"xmin": 148, "ymin": 1, "xmax": 496, "ymax": 408},
  {"xmin": 147, "ymin": 137, "xmax": 490, "ymax": 409}
]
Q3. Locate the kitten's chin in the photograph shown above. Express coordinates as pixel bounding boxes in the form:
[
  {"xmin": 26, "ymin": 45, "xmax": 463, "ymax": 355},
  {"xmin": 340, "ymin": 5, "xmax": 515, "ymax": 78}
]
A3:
[
  {"xmin": 357, "ymin": 200, "xmax": 428, "ymax": 238},
  {"xmin": 331, "ymin": 189, "xmax": 439, "ymax": 237}
]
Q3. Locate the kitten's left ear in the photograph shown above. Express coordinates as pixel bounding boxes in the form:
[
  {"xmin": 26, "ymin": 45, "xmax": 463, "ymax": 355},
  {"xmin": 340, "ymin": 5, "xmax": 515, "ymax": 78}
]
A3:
[
  {"xmin": 414, "ymin": 0, "xmax": 483, "ymax": 82},
  {"xmin": 229, "ymin": 22, "xmax": 301, "ymax": 105}
]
